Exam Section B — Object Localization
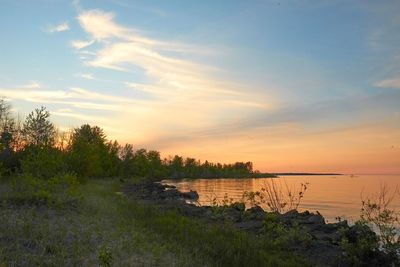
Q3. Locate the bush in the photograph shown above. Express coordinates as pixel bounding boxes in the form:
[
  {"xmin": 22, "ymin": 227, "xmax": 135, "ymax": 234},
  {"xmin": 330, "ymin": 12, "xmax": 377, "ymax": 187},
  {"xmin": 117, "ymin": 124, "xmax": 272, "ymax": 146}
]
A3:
[
  {"xmin": 11, "ymin": 172, "xmax": 81, "ymax": 206},
  {"xmin": 338, "ymin": 220, "xmax": 393, "ymax": 266},
  {"xmin": 98, "ymin": 245, "xmax": 113, "ymax": 267},
  {"xmin": 19, "ymin": 146, "xmax": 68, "ymax": 179},
  {"xmin": 242, "ymin": 179, "xmax": 309, "ymax": 213},
  {"xmin": 360, "ymin": 183, "xmax": 400, "ymax": 261},
  {"xmin": 262, "ymin": 213, "xmax": 312, "ymax": 248}
]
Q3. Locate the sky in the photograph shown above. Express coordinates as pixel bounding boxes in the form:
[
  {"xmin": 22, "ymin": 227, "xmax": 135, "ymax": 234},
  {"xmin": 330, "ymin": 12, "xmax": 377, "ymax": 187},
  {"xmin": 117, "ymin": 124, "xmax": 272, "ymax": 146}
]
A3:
[{"xmin": 0, "ymin": 0, "xmax": 399, "ymax": 174}]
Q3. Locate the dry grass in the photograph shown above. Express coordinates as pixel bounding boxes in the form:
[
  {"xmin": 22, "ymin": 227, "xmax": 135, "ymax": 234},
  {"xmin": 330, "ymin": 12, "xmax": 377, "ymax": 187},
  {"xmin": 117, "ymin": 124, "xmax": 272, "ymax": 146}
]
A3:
[
  {"xmin": 0, "ymin": 178, "xmax": 306, "ymax": 266},
  {"xmin": 0, "ymin": 179, "xmax": 204, "ymax": 266},
  {"xmin": 242, "ymin": 178, "xmax": 309, "ymax": 213}
]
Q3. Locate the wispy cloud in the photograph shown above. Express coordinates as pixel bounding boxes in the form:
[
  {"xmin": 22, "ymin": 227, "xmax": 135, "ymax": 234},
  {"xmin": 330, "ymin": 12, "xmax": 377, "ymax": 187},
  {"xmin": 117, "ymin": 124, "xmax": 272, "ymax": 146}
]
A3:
[
  {"xmin": 52, "ymin": 110, "xmax": 107, "ymax": 122},
  {"xmin": 71, "ymin": 40, "xmax": 95, "ymax": 49},
  {"xmin": 375, "ymin": 78, "xmax": 400, "ymax": 89},
  {"xmin": 78, "ymin": 73, "xmax": 94, "ymax": 80},
  {"xmin": 48, "ymin": 22, "xmax": 70, "ymax": 33},
  {"xmin": 21, "ymin": 81, "xmax": 41, "ymax": 88},
  {"xmin": 75, "ymin": 9, "xmax": 265, "ymax": 108},
  {"xmin": 0, "ymin": 87, "xmax": 146, "ymax": 111}
]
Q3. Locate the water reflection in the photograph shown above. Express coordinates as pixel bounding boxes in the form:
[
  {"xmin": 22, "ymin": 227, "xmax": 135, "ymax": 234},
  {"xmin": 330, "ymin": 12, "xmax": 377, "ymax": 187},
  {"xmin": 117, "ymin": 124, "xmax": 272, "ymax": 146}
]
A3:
[{"xmin": 163, "ymin": 174, "xmax": 400, "ymax": 223}]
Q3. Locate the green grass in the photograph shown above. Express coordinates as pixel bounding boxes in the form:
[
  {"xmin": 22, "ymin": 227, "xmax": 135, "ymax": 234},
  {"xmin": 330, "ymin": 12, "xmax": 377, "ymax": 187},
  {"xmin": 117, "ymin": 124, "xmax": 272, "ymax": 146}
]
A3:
[{"xmin": 0, "ymin": 178, "xmax": 307, "ymax": 266}]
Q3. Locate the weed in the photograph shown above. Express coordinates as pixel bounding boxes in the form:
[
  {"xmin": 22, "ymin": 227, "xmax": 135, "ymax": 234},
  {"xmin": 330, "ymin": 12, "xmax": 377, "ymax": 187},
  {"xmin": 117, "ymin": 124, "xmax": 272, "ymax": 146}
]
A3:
[
  {"xmin": 360, "ymin": 183, "xmax": 400, "ymax": 258},
  {"xmin": 242, "ymin": 178, "xmax": 309, "ymax": 213},
  {"xmin": 98, "ymin": 245, "xmax": 113, "ymax": 267}
]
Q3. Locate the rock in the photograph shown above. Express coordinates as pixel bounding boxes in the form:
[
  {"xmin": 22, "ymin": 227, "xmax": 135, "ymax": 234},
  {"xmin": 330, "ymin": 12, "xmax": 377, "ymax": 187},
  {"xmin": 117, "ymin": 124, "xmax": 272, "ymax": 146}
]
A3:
[
  {"xmin": 279, "ymin": 210, "xmax": 325, "ymax": 228},
  {"xmin": 223, "ymin": 207, "xmax": 242, "ymax": 222},
  {"xmin": 160, "ymin": 188, "xmax": 181, "ymax": 199},
  {"xmin": 235, "ymin": 220, "xmax": 263, "ymax": 231},
  {"xmin": 345, "ymin": 222, "xmax": 378, "ymax": 244},
  {"xmin": 123, "ymin": 181, "xmax": 395, "ymax": 267},
  {"xmin": 181, "ymin": 190, "xmax": 199, "ymax": 200},
  {"xmin": 230, "ymin": 202, "xmax": 245, "ymax": 212},
  {"xmin": 243, "ymin": 206, "xmax": 265, "ymax": 220},
  {"xmin": 307, "ymin": 212, "xmax": 325, "ymax": 225},
  {"xmin": 163, "ymin": 184, "xmax": 176, "ymax": 189}
]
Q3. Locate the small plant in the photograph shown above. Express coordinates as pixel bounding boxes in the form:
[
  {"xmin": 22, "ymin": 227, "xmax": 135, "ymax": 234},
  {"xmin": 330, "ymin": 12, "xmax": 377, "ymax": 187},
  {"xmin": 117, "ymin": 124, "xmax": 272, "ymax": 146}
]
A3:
[
  {"xmin": 98, "ymin": 245, "xmax": 113, "ymax": 267},
  {"xmin": 262, "ymin": 213, "xmax": 312, "ymax": 247},
  {"xmin": 360, "ymin": 183, "xmax": 400, "ymax": 257},
  {"xmin": 242, "ymin": 191, "xmax": 262, "ymax": 207},
  {"xmin": 242, "ymin": 178, "xmax": 309, "ymax": 213},
  {"xmin": 338, "ymin": 220, "xmax": 381, "ymax": 266},
  {"xmin": 221, "ymin": 193, "xmax": 234, "ymax": 206},
  {"xmin": 206, "ymin": 193, "xmax": 234, "ymax": 207}
]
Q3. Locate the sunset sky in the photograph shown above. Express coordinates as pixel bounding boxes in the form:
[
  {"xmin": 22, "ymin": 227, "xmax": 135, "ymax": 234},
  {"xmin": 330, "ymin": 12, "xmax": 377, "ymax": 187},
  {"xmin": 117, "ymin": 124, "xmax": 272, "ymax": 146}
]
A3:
[{"xmin": 1, "ymin": 0, "xmax": 399, "ymax": 174}]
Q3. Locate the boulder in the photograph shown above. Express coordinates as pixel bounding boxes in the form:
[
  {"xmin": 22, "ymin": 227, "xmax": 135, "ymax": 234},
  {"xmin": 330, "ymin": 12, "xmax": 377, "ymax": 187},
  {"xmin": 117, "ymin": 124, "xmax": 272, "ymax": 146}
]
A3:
[
  {"xmin": 243, "ymin": 206, "xmax": 266, "ymax": 220},
  {"xmin": 181, "ymin": 190, "xmax": 199, "ymax": 200}
]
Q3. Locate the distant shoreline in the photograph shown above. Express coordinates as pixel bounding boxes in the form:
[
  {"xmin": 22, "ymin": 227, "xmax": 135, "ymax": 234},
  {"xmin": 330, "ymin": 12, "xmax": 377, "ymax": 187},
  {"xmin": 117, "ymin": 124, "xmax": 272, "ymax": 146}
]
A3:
[{"xmin": 272, "ymin": 173, "xmax": 343, "ymax": 176}]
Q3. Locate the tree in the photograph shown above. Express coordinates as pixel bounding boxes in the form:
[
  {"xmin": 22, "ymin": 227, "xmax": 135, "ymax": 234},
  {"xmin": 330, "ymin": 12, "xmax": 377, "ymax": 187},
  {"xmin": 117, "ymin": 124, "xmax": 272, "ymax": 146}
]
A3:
[
  {"xmin": 147, "ymin": 150, "xmax": 166, "ymax": 179},
  {"xmin": 169, "ymin": 155, "xmax": 184, "ymax": 178},
  {"xmin": 22, "ymin": 106, "xmax": 56, "ymax": 147},
  {"xmin": 0, "ymin": 99, "xmax": 16, "ymax": 150},
  {"xmin": 70, "ymin": 124, "xmax": 105, "ymax": 145},
  {"xmin": 0, "ymin": 99, "xmax": 20, "ymax": 172},
  {"xmin": 68, "ymin": 124, "xmax": 120, "ymax": 178}
]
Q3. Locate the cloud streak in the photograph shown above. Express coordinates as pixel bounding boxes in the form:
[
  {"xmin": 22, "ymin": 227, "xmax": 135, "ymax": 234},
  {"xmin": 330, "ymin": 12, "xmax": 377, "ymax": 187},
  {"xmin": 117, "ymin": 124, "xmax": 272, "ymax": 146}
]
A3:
[
  {"xmin": 375, "ymin": 78, "xmax": 400, "ymax": 89},
  {"xmin": 21, "ymin": 81, "xmax": 41, "ymax": 88},
  {"xmin": 78, "ymin": 73, "xmax": 94, "ymax": 80},
  {"xmin": 75, "ymin": 9, "xmax": 259, "ymax": 104},
  {"xmin": 0, "ymin": 87, "xmax": 147, "ymax": 111},
  {"xmin": 48, "ymin": 22, "xmax": 70, "ymax": 33},
  {"xmin": 71, "ymin": 40, "xmax": 95, "ymax": 49}
]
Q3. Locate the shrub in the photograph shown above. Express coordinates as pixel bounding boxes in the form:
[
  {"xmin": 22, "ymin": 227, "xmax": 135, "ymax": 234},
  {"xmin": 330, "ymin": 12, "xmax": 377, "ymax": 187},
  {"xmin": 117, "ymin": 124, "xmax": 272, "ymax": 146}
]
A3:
[
  {"xmin": 262, "ymin": 213, "xmax": 312, "ymax": 248},
  {"xmin": 242, "ymin": 178, "xmax": 309, "ymax": 213},
  {"xmin": 98, "ymin": 245, "xmax": 113, "ymax": 267},
  {"xmin": 338, "ymin": 220, "xmax": 391, "ymax": 266},
  {"xmin": 11, "ymin": 172, "xmax": 81, "ymax": 206},
  {"xmin": 360, "ymin": 183, "xmax": 400, "ymax": 259},
  {"xmin": 19, "ymin": 146, "xmax": 68, "ymax": 179}
]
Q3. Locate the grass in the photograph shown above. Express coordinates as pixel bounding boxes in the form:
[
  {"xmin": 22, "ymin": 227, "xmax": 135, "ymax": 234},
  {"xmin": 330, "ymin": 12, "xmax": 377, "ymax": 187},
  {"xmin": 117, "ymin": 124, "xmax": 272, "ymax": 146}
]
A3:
[{"xmin": 0, "ymin": 178, "xmax": 307, "ymax": 266}]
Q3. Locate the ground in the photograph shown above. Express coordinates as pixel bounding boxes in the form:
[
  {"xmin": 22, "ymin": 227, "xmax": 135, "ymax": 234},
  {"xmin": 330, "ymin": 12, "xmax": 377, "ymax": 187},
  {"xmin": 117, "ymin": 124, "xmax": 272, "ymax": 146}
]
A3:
[{"xmin": 0, "ymin": 178, "xmax": 304, "ymax": 266}]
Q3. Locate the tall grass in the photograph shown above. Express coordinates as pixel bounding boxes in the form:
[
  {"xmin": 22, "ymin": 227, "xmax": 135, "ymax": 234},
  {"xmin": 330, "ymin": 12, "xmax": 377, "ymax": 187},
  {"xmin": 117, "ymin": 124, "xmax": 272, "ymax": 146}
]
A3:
[{"xmin": 0, "ymin": 178, "xmax": 307, "ymax": 266}]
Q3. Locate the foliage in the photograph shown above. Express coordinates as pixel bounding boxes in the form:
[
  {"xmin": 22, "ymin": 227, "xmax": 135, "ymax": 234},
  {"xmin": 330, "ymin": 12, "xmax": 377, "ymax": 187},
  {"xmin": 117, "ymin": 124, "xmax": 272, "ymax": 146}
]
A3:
[
  {"xmin": 0, "ymin": 99, "xmax": 16, "ymax": 150},
  {"xmin": 360, "ymin": 183, "xmax": 400, "ymax": 258},
  {"xmin": 22, "ymin": 106, "xmax": 56, "ymax": 147},
  {"xmin": 19, "ymin": 145, "xmax": 68, "ymax": 179},
  {"xmin": 10, "ymin": 172, "xmax": 80, "ymax": 206},
  {"xmin": 242, "ymin": 179, "xmax": 309, "ymax": 213},
  {"xmin": 97, "ymin": 245, "xmax": 113, "ymax": 267},
  {"xmin": 165, "ymin": 156, "xmax": 257, "ymax": 179},
  {"xmin": 0, "ymin": 179, "xmax": 306, "ymax": 266},
  {"xmin": 262, "ymin": 213, "xmax": 312, "ymax": 248},
  {"xmin": 0, "ymin": 99, "xmax": 19, "ymax": 172},
  {"xmin": 68, "ymin": 124, "xmax": 120, "ymax": 178},
  {"xmin": 0, "ymin": 102, "xmax": 269, "ymax": 182},
  {"xmin": 338, "ymin": 220, "xmax": 382, "ymax": 266}
]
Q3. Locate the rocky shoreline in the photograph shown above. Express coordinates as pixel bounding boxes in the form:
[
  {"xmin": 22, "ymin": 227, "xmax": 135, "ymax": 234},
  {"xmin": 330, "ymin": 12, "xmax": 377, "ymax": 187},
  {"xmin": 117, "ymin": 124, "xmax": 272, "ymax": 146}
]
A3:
[{"xmin": 123, "ymin": 181, "xmax": 393, "ymax": 266}]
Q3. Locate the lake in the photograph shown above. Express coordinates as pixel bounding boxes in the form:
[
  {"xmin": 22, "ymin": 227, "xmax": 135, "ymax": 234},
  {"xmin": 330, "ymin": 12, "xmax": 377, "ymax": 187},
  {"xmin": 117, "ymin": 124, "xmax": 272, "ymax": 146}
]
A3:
[{"xmin": 163, "ymin": 174, "xmax": 400, "ymax": 224}]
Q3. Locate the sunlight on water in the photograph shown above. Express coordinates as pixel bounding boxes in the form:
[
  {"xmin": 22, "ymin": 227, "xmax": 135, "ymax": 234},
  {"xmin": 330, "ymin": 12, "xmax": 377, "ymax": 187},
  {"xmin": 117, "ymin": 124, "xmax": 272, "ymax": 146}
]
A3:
[{"xmin": 163, "ymin": 174, "xmax": 400, "ymax": 224}]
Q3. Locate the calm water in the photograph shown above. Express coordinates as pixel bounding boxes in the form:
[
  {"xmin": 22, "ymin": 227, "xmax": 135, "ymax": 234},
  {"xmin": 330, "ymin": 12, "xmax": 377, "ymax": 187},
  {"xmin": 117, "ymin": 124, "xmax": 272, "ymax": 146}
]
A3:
[{"xmin": 163, "ymin": 174, "xmax": 400, "ymax": 223}]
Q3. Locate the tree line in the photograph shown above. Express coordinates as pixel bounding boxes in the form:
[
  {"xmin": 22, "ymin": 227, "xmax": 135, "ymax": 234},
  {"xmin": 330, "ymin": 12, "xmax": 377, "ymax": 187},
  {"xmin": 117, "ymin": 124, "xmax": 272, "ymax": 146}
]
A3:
[{"xmin": 0, "ymin": 100, "xmax": 266, "ymax": 180}]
